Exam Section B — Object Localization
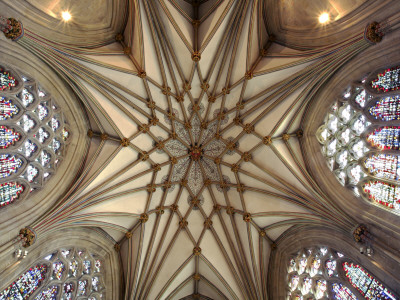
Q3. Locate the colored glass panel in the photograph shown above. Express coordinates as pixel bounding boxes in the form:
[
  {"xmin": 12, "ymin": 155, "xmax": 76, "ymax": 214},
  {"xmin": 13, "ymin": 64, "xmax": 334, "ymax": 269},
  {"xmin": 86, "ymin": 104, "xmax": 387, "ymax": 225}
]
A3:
[
  {"xmin": 19, "ymin": 88, "xmax": 34, "ymax": 107},
  {"xmin": 302, "ymin": 277, "xmax": 312, "ymax": 294},
  {"xmin": 310, "ymin": 258, "xmax": 321, "ymax": 276},
  {"xmin": 18, "ymin": 115, "xmax": 36, "ymax": 132},
  {"xmin": 0, "ymin": 154, "xmax": 22, "ymax": 178},
  {"xmin": 34, "ymin": 286, "xmax": 58, "ymax": 300},
  {"xmin": 63, "ymin": 283, "xmax": 74, "ymax": 300},
  {"xmin": 36, "ymin": 104, "xmax": 48, "ymax": 121},
  {"xmin": 365, "ymin": 154, "xmax": 400, "ymax": 181},
  {"xmin": 69, "ymin": 260, "xmax": 78, "ymax": 277},
  {"xmin": 26, "ymin": 165, "xmax": 39, "ymax": 182},
  {"xmin": 363, "ymin": 181, "xmax": 400, "ymax": 210},
  {"xmin": 315, "ymin": 280, "xmax": 327, "ymax": 299},
  {"xmin": 0, "ymin": 182, "xmax": 24, "ymax": 207},
  {"xmin": 0, "ymin": 68, "xmax": 17, "ymax": 91},
  {"xmin": 0, "ymin": 97, "xmax": 19, "ymax": 120},
  {"xmin": 92, "ymin": 277, "xmax": 100, "ymax": 292},
  {"xmin": 332, "ymin": 283, "xmax": 358, "ymax": 300},
  {"xmin": 367, "ymin": 127, "xmax": 400, "ymax": 150},
  {"xmin": 62, "ymin": 128, "xmax": 69, "ymax": 141},
  {"xmin": 326, "ymin": 259, "xmax": 336, "ymax": 277},
  {"xmin": 0, "ymin": 265, "xmax": 47, "ymax": 299},
  {"xmin": 49, "ymin": 117, "xmax": 59, "ymax": 132},
  {"xmin": 52, "ymin": 261, "xmax": 65, "ymax": 280},
  {"xmin": 22, "ymin": 140, "xmax": 38, "ymax": 157},
  {"xmin": 343, "ymin": 262, "xmax": 397, "ymax": 300},
  {"xmin": 35, "ymin": 128, "xmax": 50, "ymax": 144},
  {"xmin": 355, "ymin": 89, "xmax": 367, "ymax": 107},
  {"xmin": 94, "ymin": 260, "xmax": 101, "ymax": 273},
  {"xmin": 369, "ymin": 96, "xmax": 400, "ymax": 121},
  {"xmin": 77, "ymin": 280, "xmax": 87, "ymax": 296},
  {"xmin": 83, "ymin": 260, "xmax": 91, "ymax": 274},
  {"xmin": 371, "ymin": 66, "xmax": 400, "ymax": 92},
  {"xmin": 290, "ymin": 275, "xmax": 299, "ymax": 291},
  {"xmin": 40, "ymin": 151, "xmax": 51, "ymax": 167},
  {"xmin": 0, "ymin": 126, "xmax": 21, "ymax": 149}
]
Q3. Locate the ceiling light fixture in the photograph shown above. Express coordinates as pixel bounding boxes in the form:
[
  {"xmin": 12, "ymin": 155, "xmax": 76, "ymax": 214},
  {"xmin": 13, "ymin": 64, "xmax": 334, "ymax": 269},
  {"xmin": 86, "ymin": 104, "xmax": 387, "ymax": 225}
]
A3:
[
  {"xmin": 61, "ymin": 11, "xmax": 72, "ymax": 21},
  {"xmin": 319, "ymin": 12, "xmax": 330, "ymax": 24}
]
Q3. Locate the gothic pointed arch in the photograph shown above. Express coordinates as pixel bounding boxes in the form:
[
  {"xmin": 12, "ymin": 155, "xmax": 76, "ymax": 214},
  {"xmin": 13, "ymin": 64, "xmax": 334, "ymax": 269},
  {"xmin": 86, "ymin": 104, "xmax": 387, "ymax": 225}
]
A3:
[
  {"xmin": 0, "ymin": 41, "xmax": 89, "ymax": 245},
  {"xmin": 302, "ymin": 28, "xmax": 400, "ymax": 238},
  {"xmin": 268, "ymin": 226, "xmax": 400, "ymax": 298},
  {"xmin": 0, "ymin": 228, "xmax": 120, "ymax": 299}
]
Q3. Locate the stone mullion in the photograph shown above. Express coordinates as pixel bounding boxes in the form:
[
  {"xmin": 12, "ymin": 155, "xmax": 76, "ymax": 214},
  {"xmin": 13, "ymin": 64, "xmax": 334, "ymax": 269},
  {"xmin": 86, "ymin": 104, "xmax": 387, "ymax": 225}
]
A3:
[
  {"xmin": 198, "ymin": 274, "xmax": 231, "ymax": 299},
  {"xmin": 147, "ymin": 0, "xmax": 188, "ymax": 86},
  {"xmin": 157, "ymin": 0, "xmax": 194, "ymax": 54},
  {"xmin": 181, "ymin": 202, "xmax": 197, "ymax": 246},
  {"xmin": 285, "ymin": 140, "xmax": 357, "ymax": 228},
  {"xmin": 258, "ymin": 234, "xmax": 268, "ymax": 299},
  {"xmin": 23, "ymin": 39, "xmax": 125, "ymax": 137},
  {"xmin": 269, "ymin": 143, "xmax": 353, "ymax": 229},
  {"xmin": 143, "ymin": 0, "xmax": 180, "ymax": 146},
  {"xmin": 34, "ymin": 141, "xmax": 121, "ymax": 231},
  {"xmin": 246, "ymin": 221, "xmax": 263, "ymax": 300},
  {"xmin": 198, "ymin": 0, "xmax": 237, "ymax": 53},
  {"xmin": 227, "ymin": 203, "xmax": 259, "ymax": 300},
  {"xmin": 214, "ymin": 195, "xmax": 256, "ymax": 299},
  {"xmin": 213, "ymin": 13, "xmax": 244, "ymax": 134},
  {"xmin": 123, "ymin": 233, "xmax": 134, "ymax": 300},
  {"xmin": 227, "ymin": 162, "xmax": 318, "ymax": 210},
  {"xmin": 198, "ymin": 261, "xmax": 239, "ymax": 300},
  {"xmin": 138, "ymin": 178, "xmax": 189, "ymax": 297},
  {"xmin": 139, "ymin": 218, "xmax": 185, "ymax": 300},
  {"xmin": 204, "ymin": 225, "xmax": 249, "ymax": 299},
  {"xmin": 196, "ymin": 206, "xmax": 215, "ymax": 246},
  {"xmin": 155, "ymin": 256, "xmax": 194, "ymax": 299},
  {"xmin": 164, "ymin": 275, "xmax": 193, "ymax": 300}
]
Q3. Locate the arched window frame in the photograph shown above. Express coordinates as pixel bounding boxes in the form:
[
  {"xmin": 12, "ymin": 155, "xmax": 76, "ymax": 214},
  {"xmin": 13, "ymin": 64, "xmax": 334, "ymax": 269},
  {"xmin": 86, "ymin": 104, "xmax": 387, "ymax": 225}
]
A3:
[
  {"xmin": 0, "ymin": 228, "xmax": 120, "ymax": 300},
  {"xmin": 316, "ymin": 64, "xmax": 400, "ymax": 215},
  {"xmin": 0, "ymin": 64, "xmax": 71, "ymax": 208},
  {"xmin": 286, "ymin": 246, "xmax": 397, "ymax": 299}
]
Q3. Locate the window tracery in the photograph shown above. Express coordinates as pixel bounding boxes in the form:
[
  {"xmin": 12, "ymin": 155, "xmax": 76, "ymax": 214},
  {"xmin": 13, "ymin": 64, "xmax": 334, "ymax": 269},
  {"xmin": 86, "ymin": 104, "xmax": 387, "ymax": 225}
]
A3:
[
  {"xmin": 317, "ymin": 65, "xmax": 400, "ymax": 213},
  {"xmin": 0, "ymin": 65, "xmax": 70, "ymax": 207},
  {"xmin": 286, "ymin": 246, "xmax": 397, "ymax": 300},
  {"xmin": 0, "ymin": 248, "xmax": 105, "ymax": 299}
]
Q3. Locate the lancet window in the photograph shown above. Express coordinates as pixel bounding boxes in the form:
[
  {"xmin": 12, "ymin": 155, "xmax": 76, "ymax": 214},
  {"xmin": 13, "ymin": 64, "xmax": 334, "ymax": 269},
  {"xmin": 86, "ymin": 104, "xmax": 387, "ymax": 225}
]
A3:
[
  {"xmin": 0, "ymin": 248, "xmax": 105, "ymax": 299},
  {"xmin": 286, "ymin": 246, "xmax": 397, "ymax": 300},
  {"xmin": 317, "ymin": 65, "xmax": 400, "ymax": 214},
  {"xmin": 0, "ymin": 64, "xmax": 70, "ymax": 208}
]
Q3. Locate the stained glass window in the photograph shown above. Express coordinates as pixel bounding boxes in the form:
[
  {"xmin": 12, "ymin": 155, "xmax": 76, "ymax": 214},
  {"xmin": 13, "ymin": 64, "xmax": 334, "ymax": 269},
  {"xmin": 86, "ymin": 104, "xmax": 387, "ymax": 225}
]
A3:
[
  {"xmin": 0, "ymin": 248, "xmax": 105, "ymax": 299},
  {"xmin": 0, "ymin": 97, "xmax": 19, "ymax": 120},
  {"xmin": 77, "ymin": 280, "xmax": 88, "ymax": 296},
  {"xmin": 367, "ymin": 127, "xmax": 400, "ymax": 150},
  {"xmin": 0, "ymin": 182, "xmax": 24, "ymax": 206},
  {"xmin": 332, "ymin": 283, "xmax": 358, "ymax": 300},
  {"xmin": 317, "ymin": 65, "xmax": 400, "ymax": 215},
  {"xmin": 371, "ymin": 66, "xmax": 400, "ymax": 92},
  {"xmin": 343, "ymin": 262, "xmax": 397, "ymax": 299},
  {"xmin": 369, "ymin": 96, "xmax": 400, "ymax": 121},
  {"xmin": 286, "ymin": 246, "xmax": 397, "ymax": 300},
  {"xmin": 365, "ymin": 154, "xmax": 400, "ymax": 181},
  {"xmin": 34, "ymin": 286, "xmax": 58, "ymax": 300},
  {"xmin": 51, "ymin": 261, "xmax": 65, "ymax": 280},
  {"xmin": 0, "ymin": 265, "xmax": 47, "ymax": 299},
  {"xmin": 0, "ymin": 154, "xmax": 22, "ymax": 178},
  {"xmin": 0, "ymin": 64, "xmax": 70, "ymax": 208},
  {"xmin": 363, "ymin": 181, "xmax": 400, "ymax": 210},
  {"xmin": 0, "ymin": 67, "xmax": 17, "ymax": 91},
  {"xmin": 0, "ymin": 125, "xmax": 21, "ymax": 148}
]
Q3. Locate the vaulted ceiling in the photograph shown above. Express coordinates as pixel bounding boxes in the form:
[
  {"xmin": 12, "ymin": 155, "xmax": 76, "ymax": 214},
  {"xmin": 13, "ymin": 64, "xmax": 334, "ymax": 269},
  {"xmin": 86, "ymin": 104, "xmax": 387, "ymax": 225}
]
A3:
[{"xmin": 1, "ymin": 0, "xmax": 398, "ymax": 299}]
